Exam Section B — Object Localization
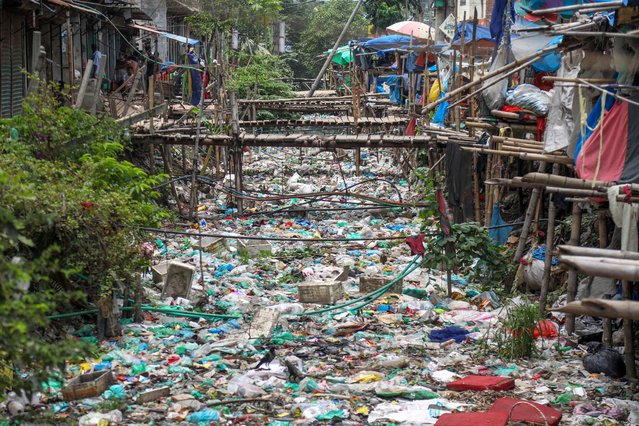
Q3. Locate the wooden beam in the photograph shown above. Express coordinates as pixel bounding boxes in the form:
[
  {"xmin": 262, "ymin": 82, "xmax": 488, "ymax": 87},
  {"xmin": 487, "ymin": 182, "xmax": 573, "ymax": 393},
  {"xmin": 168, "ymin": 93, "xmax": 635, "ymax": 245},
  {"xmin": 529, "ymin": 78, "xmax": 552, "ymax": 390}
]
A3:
[{"xmin": 116, "ymin": 103, "xmax": 168, "ymax": 127}]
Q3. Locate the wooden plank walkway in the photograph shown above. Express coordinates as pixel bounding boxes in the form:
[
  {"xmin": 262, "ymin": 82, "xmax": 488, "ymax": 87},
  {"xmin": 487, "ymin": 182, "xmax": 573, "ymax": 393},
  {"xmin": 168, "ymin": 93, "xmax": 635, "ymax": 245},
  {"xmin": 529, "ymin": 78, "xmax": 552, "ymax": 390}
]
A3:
[{"xmin": 239, "ymin": 116, "xmax": 409, "ymax": 128}]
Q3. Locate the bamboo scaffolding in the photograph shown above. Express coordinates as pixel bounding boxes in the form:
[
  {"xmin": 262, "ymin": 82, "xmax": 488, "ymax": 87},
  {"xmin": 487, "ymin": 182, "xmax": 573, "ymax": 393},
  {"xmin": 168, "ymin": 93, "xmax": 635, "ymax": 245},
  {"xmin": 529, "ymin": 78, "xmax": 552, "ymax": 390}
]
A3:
[
  {"xmin": 521, "ymin": 172, "xmax": 610, "ymax": 190},
  {"xmin": 560, "ymin": 255, "xmax": 639, "ymax": 281},
  {"xmin": 512, "ymin": 162, "xmax": 547, "ymax": 265},
  {"xmin": 461, "ymin": 147, "xmax": 573, "ymax": 164},
  {"xmin": 424, "ymin": 46, "xmax": 558, "ymax": 112},
  {"xmin": 540, "ymin": 164, "xmax": 560, "ymax": 314},
  {"xmin": 528, "ymin": 0, "xmax": 622, "ymax": 14},
  {"xmin": 552, "ymin": 299, "xmax": 639, "ymax": 321},
  {"xmin": 565, "ymin": 202, "xmax": 582, "ymax": 334}
]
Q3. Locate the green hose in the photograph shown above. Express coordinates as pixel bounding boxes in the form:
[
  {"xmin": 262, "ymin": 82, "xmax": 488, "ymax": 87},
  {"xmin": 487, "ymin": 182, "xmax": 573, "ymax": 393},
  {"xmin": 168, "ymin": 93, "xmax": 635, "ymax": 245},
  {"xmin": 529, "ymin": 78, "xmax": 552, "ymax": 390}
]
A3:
[
  {"xmin": 285, "ymin": 255, "xmax": 425, "ymax": 316},
  {"xmin": 47, "ymin": 256, "xmax": 425, "ymax": 321},
  {"xmin": 47, "ymin": 305, "xmax": 240, "ymax": 320}
]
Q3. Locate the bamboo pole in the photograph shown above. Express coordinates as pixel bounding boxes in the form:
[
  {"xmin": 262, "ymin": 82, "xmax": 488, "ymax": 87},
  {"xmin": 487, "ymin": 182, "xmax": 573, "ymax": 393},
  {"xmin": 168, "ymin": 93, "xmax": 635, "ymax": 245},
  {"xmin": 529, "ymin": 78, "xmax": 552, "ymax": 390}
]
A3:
[
  {"xmin": 448, "ymin": 57, "xmax": 539, "ymax": 110},
  {"xmin": 541, "ymin": 76, "xmax": 616, "ymax": 84},
  {"xmin": 553, "ymin": 299, "xmax": 639, "ymax": 321},
  {"xmin": 540, "ymin": 163, "xmax": 560, "ymax": 314},
  {"xmin": 522, "ymin": 172, "xmax": 609, "ymax": 190},
  {"xmin": 559, "ymin": 245, "xmax": 639, "ymax": 260},
  {"xmin": 308, "ymin": 0, "xmax": 364, "ymax": 97},
  {"xmin": 620, "ymin": 204, "xmax": 636, "ymax": 378},
  {"xmin": 461, "ymin": 147, "xmax": 572, "ymax": 164},
  {"xmin": 425, "ymin": 45, "xmax": 558, "ymax": 112},
  {"xmin": 560, "ymin": 256, "xmax": 639, "ymax": 281},
  {"xmin": 512, "ymin": 162, "xmax": 547, "ymax": 265},
  {"xmin": 528, "ymin": 0, "xmax": 622, "ymax": 14},
  {"xmin": 565, "ymin": 201, "xmax": 582, "ymax": 334},
  {"xmin": 66, "ymin": 11, "xmax": 75, "ymax": 101},
  {"xmin": 74, "ymin": 59, "xmax": 93, "ymax": 109}
]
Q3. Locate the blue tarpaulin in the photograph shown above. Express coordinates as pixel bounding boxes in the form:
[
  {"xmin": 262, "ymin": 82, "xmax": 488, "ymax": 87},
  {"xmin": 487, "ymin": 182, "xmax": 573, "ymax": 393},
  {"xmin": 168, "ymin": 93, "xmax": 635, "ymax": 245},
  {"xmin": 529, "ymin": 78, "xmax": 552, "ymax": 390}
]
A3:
[
  {"xmin": 489, "ymin": 204, "xmax": 512, "ymax": 245},
  {"xmin": 161, "ymin": 32, "xmax": 200, "ymax": 45},
  {"xmin": 489, "ymin": 0, "xmax": 515, "ymax": 45},
  {"xmin": 451, "ymin": 22, "xmax": 497, "ymax": 46},
  {"xmin": 360, "ymin": 35, "xmax": 446, "ymax": 51}
]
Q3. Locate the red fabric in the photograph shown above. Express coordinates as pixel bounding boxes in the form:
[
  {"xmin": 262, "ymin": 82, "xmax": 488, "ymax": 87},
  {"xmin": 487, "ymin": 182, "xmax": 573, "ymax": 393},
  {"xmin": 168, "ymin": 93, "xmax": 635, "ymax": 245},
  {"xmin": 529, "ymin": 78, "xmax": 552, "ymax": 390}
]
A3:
[
  {"xmin": 534, "ymin": 320, "xmax": 559, "ymax": 339},
  {"xmin": 490, "ymin": 398, "xmax": 562, "ymax": 426},
  {"xmin": 435, "ymin": 412, "xmax": 509, "ymax": 426},
  {"xmin": 575, "ymin": 101, "xmax": 627, "ymax": 183},
  {"xmin": 415, "ymin": 52, "xmax": 426, "ymax": 67},
  {"xmin": 406, "ymin": 234, "xmax": 425, "ymax": 256},
  {"xmin": 534, "ymin": 72, "xmax": 554, "ymax": 91},
  {"xmin": 623, "ymin": 184, "xmax": 633, "ymax": 203},
  {"xmin": 405, "ymin": 117, "xmax": 417, "ymax": 136},
  {"xmin": 447, "ymin": 376, "xmax": 515, "ymax": 391},
  {"xmin": 536, "ymin": 117, "xmax": 547, "ymax": 141}
]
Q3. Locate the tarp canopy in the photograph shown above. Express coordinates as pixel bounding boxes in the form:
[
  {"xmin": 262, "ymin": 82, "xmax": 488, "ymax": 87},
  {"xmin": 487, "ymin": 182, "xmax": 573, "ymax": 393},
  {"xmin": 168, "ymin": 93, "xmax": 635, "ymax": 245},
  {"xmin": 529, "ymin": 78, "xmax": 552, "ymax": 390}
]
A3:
[
  {"xmin": 360, "ymin": 35, "xmax": 431, "ymax": 51},
  {"xmin": 511, "ymin": 33, "xmax": 562, "ymax": 72},
  {"xmin": 160, "ymin": 32, "xmax": 200, "ymax": 45},
  {"xmin": 451, "ymin": 22, "xmax": 496, "ymax": 47},
  {"xmin": 328, "ymin": 45, "xmax": 353, "ymax": 65}
]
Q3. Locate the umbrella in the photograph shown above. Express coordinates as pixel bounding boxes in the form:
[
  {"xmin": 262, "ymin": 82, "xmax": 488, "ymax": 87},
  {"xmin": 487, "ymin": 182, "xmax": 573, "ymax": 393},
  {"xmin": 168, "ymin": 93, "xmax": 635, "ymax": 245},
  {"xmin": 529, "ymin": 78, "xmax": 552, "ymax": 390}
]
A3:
[{"xmin": 387, "ymin": 21, "xmax": 436, "ymax": 41}]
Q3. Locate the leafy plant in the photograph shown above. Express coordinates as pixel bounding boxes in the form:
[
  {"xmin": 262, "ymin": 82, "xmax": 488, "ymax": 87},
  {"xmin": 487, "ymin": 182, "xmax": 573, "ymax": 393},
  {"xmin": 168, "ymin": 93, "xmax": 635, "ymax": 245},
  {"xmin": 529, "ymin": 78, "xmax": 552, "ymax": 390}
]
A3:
[
  {"xmin": 229, "ymin": 51, "xmax": 294, "ymax": 99},
  {"xmin": 494, "ymin": 300, "xmax": 542, "ymax": 360},
  {"xmin": 414, "ymin": 169, "xmax": 515, "ymax": 289},
  {"xmin": 0, "ymin": 83, "xmax": 170, "ymax": 396}
]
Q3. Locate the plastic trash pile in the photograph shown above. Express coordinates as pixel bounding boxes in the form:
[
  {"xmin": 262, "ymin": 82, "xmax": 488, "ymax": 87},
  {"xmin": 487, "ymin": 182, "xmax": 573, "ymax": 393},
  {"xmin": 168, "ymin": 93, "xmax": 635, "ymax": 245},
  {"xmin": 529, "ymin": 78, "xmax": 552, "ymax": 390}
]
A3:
[{"xmin": 2, "ymin": 148, "xmax": 637, "ymax": 425}]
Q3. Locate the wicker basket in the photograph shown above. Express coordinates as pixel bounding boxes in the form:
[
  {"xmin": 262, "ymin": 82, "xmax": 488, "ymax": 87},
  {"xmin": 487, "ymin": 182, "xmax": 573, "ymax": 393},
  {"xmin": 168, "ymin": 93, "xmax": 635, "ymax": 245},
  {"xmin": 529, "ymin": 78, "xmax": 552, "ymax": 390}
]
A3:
[
  {"xmin": 62, "ymin": 370, "xmax": 114, "ymax": 401},
  {"xmin": 359, "ymin": 275, "xmax": 403, "ymax": 295},
  {"xmin": 297, "ymin": 280, "xmax": 343, "ymax": 305}
]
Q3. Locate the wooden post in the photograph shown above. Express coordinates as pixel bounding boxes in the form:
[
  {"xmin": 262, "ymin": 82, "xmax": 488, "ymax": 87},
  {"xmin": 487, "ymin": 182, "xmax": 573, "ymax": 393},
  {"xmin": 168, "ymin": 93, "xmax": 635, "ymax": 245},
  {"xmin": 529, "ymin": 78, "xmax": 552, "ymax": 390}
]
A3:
[
  {"xmin": 468, "ymin": 8, "xmax": 478, "ymax": 137},
  {"xmin": 27, "ymin": 31, "xmax": 42, "ymax": 95},
  {"xmin": 230, "ymin": 92, "xmax": 243, "ymax": 214},
  {"xmin": 512, "ymin": 161, "xmax": 547, "ymax": 263},
  {"xmin": 66, "ymin": 12, "xmax": 75, "ymax": 101},
  {"xmin": 597, "ymin": 207, "xmax": 614, "ymax": 347},
  {"xmin": 356, "ymin": 148, "xmax": 361, "ymax": 176},
  {"xmin": 90, "ymin": 54, "xmax": 107, "ymax": 115},
  {"xmin": 620, "ymin": 203, "xmax": 637, "ymax": 378},
  {"xmin": 539, "ymin": 163, "xmax": 560, "ymax": 314},
  {"xmin": 74, "ymin": 59, "xmax": 93, "ymax": 109},
  {"xmin": 473, "ymin": 153, "xmax": 481, "ymax": 223},
  {"xmin": 121, "ymin": 65, "xmax": 144, "ymax": 117},
  {"xmin": 565, "ymin": 201, "xmax": 583, "ymax": 334},
  {"xmin": 149, "ymin": 75, "xmax": 155, "ymax": 175}
]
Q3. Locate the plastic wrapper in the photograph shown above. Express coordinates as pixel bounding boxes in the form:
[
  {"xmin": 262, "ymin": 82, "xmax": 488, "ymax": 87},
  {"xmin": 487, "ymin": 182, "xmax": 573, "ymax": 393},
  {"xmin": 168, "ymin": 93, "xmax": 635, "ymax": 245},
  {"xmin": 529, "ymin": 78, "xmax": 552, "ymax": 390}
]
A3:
[{"xmin": 506, "ymin": 84, "xmax": 551, "ymax": 116}]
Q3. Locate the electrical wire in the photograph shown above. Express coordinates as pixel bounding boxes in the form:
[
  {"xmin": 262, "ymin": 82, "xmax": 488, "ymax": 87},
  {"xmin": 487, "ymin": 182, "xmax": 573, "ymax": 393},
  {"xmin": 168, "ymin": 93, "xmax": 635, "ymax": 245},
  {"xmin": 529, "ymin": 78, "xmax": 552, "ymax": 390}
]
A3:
[
  {"xmin": 126, "ymin": 225, "xmax": 423, "ymax": 242},
  {"xmin": 284, "ymin": 255, "xmax": 424, "ymax": 316}
]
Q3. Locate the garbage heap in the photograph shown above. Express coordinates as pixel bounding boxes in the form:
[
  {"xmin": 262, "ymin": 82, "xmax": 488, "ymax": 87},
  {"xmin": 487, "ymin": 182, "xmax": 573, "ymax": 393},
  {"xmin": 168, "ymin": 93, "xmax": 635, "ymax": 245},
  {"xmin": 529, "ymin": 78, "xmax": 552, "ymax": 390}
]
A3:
[{"xmin": 5, "ymin": 148, "xmax": 639, "ymax": 425}]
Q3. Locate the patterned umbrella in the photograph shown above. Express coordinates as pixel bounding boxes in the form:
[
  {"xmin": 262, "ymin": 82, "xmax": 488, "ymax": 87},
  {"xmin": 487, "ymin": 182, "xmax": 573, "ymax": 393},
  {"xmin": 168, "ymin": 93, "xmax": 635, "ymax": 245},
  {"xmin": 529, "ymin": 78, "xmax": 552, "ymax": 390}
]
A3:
[{"xmin": 387, "ymin": 21, "xmax": 436, "ymax": 41}]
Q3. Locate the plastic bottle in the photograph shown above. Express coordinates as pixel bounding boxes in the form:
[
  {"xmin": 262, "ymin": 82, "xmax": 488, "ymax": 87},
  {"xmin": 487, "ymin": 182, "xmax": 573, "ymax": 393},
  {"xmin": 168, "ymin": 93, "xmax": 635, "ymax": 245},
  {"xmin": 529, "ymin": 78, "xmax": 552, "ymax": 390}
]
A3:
[{"xmin": 186, "ymin": 409, "xmax": 220, "ymax": 423}]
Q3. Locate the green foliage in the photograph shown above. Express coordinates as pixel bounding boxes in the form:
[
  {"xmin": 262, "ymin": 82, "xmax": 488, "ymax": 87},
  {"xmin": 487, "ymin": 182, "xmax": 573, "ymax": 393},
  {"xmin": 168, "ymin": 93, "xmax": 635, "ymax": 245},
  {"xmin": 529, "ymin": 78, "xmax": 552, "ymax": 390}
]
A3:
[
  {"xmin": 364, "ymin": 0, "xmax": 424, "ymax": 33},
  {"xmin": 187, "ymin": 0, "xmax": 282, "ymax": 40},
  {"xmin": 286, "ymin": 0, "xmax": 369, "ymax": 78},
  {"xmin": 414, "ymin": 169, "xmax": 514, "ymax": 288},
  {"xmin": 0, "ymin": 167, "xmax": 89, "ymax": 396},
  {"xmin": 0, "ymin": 84, "xmax": 170, "ymax": 395},
  {"xmin": 229, "ymin": 51, "xmax": 294, "ymax": 99},
  {"xmin": 494, "ymin": 300, "xmax": 542, "ymax": 360}
]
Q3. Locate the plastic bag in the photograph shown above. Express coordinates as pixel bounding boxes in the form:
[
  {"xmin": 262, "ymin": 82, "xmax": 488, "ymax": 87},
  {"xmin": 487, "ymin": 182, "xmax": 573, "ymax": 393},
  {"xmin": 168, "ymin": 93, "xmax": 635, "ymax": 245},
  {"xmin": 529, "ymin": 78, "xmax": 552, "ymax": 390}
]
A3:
[
  {"xmin": 583, "ymin": 344, "xmax": 626, "ymax": 378},
  {"xmin": 506, "ymin": 84, "xmax": 551, "ymax": 116},
  {"xmin": 482, "ymin": 43, "xmax": 511, "ymax": 110}
]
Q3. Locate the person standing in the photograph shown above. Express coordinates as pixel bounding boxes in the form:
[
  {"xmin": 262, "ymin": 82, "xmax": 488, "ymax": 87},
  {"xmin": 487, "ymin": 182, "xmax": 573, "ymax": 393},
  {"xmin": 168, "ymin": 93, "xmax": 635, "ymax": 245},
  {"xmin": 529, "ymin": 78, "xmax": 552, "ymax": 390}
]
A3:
[
  {"xmin": 91, "ymin": 43, "xmax": 102, "ymax": 79},
  {"xmin": 186, "ymin": 44, "xmax": 202, "ymax": 106}
]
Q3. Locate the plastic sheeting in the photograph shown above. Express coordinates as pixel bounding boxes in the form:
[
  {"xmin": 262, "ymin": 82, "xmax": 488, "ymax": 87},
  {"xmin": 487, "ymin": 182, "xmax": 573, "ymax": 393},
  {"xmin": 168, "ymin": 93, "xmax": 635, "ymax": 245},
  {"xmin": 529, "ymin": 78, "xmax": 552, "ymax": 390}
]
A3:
[
  {"xmin": 488, "ymin": 204, "xmax": 512, "ymax": 246},
  {"xmin": 505, "ymin": 84, "xmax": 551, "ymax": 116},
  {"xmin": 481, "ymin": 42, "xmax": 511, "ymax": 111},
  {"xmin": 544, "ymin": 52, "xmax": 583, "ymax": 153}
]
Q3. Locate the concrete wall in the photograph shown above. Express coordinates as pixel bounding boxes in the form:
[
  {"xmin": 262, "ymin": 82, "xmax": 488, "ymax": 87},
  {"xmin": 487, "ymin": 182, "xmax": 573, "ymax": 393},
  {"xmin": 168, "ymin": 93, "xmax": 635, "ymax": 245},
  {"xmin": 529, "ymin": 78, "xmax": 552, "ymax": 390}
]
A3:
[{"xmin": 140, "ymin": 0, "xmax": 168, "ymax": 60}]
